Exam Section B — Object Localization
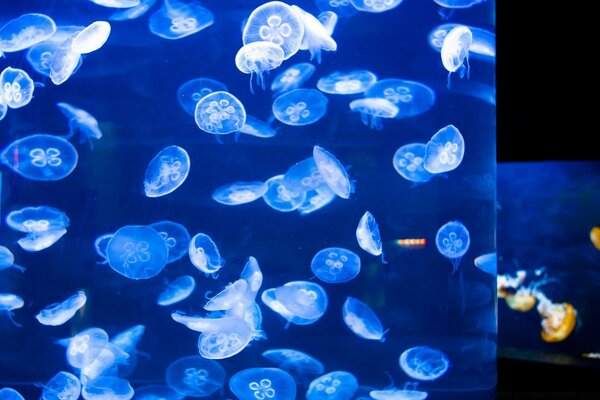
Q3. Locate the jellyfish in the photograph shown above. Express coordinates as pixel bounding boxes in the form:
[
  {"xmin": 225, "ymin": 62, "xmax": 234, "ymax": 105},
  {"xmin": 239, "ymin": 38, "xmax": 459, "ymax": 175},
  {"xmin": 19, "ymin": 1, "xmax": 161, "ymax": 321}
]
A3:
[
  {"xmin": 317, "ymin": 70, "xmax": 377, "ymax": 95},
  {"xmin": 238, "ymin": 115, "xmax": 278, "ymax": 138},
  {"xmin": 271, "ymin": 62, "xmax": 316, "ymax": 94},
  {"xmin": 56, "ymin": 102, "xmax": 103, "ymax": 147},
  {"xmin": 317, "ymin": 11, "xmax": 338, "ymax": 35},
  {"xmin": 106, "ymin": 225, "xmax": 169, "ymax": 280},
  {"xmin": 242, "ymin": 1, "xmax": 305, "ymax": 60},
  {"xmin": 441, "ymin": 25, "xmax": 473, "ymax": 88},
  {"xmin": 0, "ymin": 13, "xmax": 56, "ymax": 53},
  {"xmin": 272, "ymin": 88, "xmax": 328, "ymax": 126},
  {"xmin": 131, "ymin": 384, "xmax": 181, "ymax": 400},
  {"xmin": 149, "ymin": 220, "xmax": 191, "ymax": 263},
  {"xmin": 230, "ymin": 368, "xmax": 297, "ymax": 400},
  {"xmin": 1, "ymin": 67, "xmax": 36, "ymax": 112},
  {"xmin": 204, "ymin": 279, "xmax": 248, "ymax": 311},
  {"xmin": 369, "ymin": 382, "xmax": 428, "ymax": 400},
  {"xmin": 177, "ymin": 77, "xmax": 227, "ymax": 116},
  {"xmin": 283, "ymin": 157, "xmax": 325, "ymax": 194},
  {"xmin": 274, "ymin": 281, "xmax": 328, "ymax": 320},
  {"xmin": 590, "ymin": 226, "xmax": 600, "ymax": 251},
  {"xmin": 315, "ymin": 0, "xmax": 358, "ymax": 18},
  {"xmin": 349, "ymin": 0, "xmax": 404, "ymax": 13},
  {"xmin": 81, "ymin": 377, "xmax": 134, "ymax": 400},
  {"xmin": 428, "ymin": 23, "xmax": 495, "ymax": 63},
  {"xmin": 71, "ymin": 21, "xmax": 111, "ymax": 54},
  {"xmin": 0, "ymin": 245, "xmax": 25, "ymax": 272},
  {"xmin": 262, "ymin": 349, "xmax": 325, "ymax": 377},
  {"xmin": 212, "ymin": 181, "xmax": 268, "ymax": 205},
  {"xmin": 262, "ymin": 174, "xmax": 307, "ymax": 212},
  {"xmin": 392, "ymin": 143, "xmax": 434, "ymax": 184},
  {"xmin": 188, "ymin": 232, "xmax": 224, "ymax": 276},
  {"xmin": 399, "ymin": 346, "xmax": 450, "ymax": 381},
  {"xmin": 111, "ymin": 324, "xmax": 146, "ymax": 355},
  {"xmin": 496, "ymin": 270, "xmax": 527, "ymax": 299},
  {"xmin": 342, "ymin": 296, "xmax": 387, "ymax": 342},
  {"xmin": 297, "ymin": 184, "xmax": 337, "ymax": 215},
  {"xmin": 0, "ymin": 388, "xmax": 24, "ymax": 400},
  {"xmin": 236, "ymin": 256, "xmax": 264, "ymax": 308},
  {"xmin": 356, "ymin": 211, "xmax": 383, "ymax": 257},
  {"xmin": 5, "ymin": 205, "xmax": 69, "ymax": 252},
  {"xmin": 311, "ymin": 247, "xmax": 361, "ymax": 283},
  {"xmin": 26, "ymin": 26, "xmax": 84, "ymax": 77},
  {"xmin": 365, "ymin": 78, "xmax": 436, "ymax": 119},
  {"xmin": 306, "ymin": 371, "xmax": 358, "ymax": 400},
  {"xmin": 235, "ymin": 41, "xmax": 285, "ymax": 91},
  {"xmin": 94, "ymin": 233, "xmax": 113, "ymax": 264},
  {"xmin": 0, "ymin": 293, "xmax": 24, "ymax": 327},
  {"xmin": 110, "ymin": 0, "xmax": 157, "ymax": 21},
  {"xmin": 40, "ymin": 371, "xmax": 81, "ymax": 400},
  {"xmin": 433, "ymin": 0, "xmax": 487, "ymax": 9},
  {"xmin": 143, "ymin": 145, "xmax": 190, "ymax": 198},
  {"xmin": 535, "ymin": 292, "xmax": 577, "ymax": 343},
  {"xmin": 35, "ymin": 290, "xmax": 87, "ymax": 326},
  {"xmin": 66, "ymin": 327, "xmax": 110, "ymax": 369},
  {"xmin": 504, "ymin": 270, "xmax": 557, "ymax": 312},
  {"xmin": 1, "ymin": 134, "xmax": 79, "ymax": 181},
  {"xmin": 90, "ymin": 0, "xmax": 141, "ymax": 7},
  {"xmin": 423, "ymin": 124, "xmax": 465, "ymax": 174},
  {"xmin": 165, "ymin": 356, "xmax": 225, "ymax": 397},
  {"xmin": 473, "ymin": 252, "xmax": 496, "ymax": 276},
  {"xmin": 290, "ymin": 5, "xmax": 337, "ymax": 63},
  {"xmin": 50, "ymin": 31, "xmax": 83, "ymax": 85},
  {"xmin": 349, "ymin": 98, "xmax": 399, "ymax": 130},
  {"xmin": 313, "ymin": 145, "xmax": 354, "ymax": 199},
  {"xmin": 80, "ymin": 338, "xmax": 131, "ymax": 384},
  {"xmin": 148, "ymin": 0, "xmax": 214, "ymax": 40},
  {"xmin": 435, "ymin": 220, "xmax": 470, "ymax": 272},
  {"xmin": 194, "ymin": 91, "xmax": 246, "ymax": 134}
]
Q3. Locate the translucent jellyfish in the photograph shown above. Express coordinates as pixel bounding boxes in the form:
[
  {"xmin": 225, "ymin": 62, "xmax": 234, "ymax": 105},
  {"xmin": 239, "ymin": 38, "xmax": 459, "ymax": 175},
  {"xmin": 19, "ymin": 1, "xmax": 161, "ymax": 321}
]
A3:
[
  {"xmin": 0, "ymin": 293, "xmax": 24, "ymax": 326},
  {"xmin": 283, "ymin": 157, "xmax": 325, "ymax": 193},
  {"xmin": 35, "ymin": 290, "xmax": 87, "ymax": 326},
  {"xmin": 0, "ymin": 245, "xmax": 25, "ymax": 272},
  {"xmin": 392, "ymin": 143, "xmax": 434, "ymax": 184},
  {"xmin": 111, "ymin": 324, "xmax": 146, "ymax": 355},
  {"xmin": 349, "ymin": 98, "xmax": 398, "ymax": 130},
  {"xmin": 71, "ymin": 21, "xmax": 111, "ymax": 54},
  {"xmin": 90, "ymin": 0, "xmax": 141, "ymax": 7},
  {"xmin": 5, "ymin": 205, "xmax": 69, "ymax": 252},
  {"xmin": 349, "ymin": 0, "xmax": 404, "ymax": 13},
  {"xmin": 428, "ymin": 23, "xmax": 495, "ymax": 63},
  {"xmin": 297, "ymin": 185, "xmax": 336, "ymax": 215},
  {"xmin": 235, "ymin": 41, "xmax": 285, "ymax": 91},
  {"xmin": 41, "ymin": 371, "xmax": 81, "ymax": 400},
  {"xmin": 81, "ymin": 377, "xmax": 134, "ymax": 400},
  {"xmin": 262, "ymin": 174, "xmax": 307, "ymax": 212},
  {"xmin": 342, "ymin": 296, "xmax": 387, "ymax": 342},
  {"xmin": 165, "ymin": 355, "xmax": 226, "ymax": 397},
  {"xmin": 239, "ymin": 115, "xmax": 278, "ymax": 138},
  {"xmin": 50, "ymin": 31, "xmax": 83, "ymax": 85},
  {"xmin": 306, "ymin": 371, "xmax": 358, "ymax": 400},
  {"xmin": 473, "ymin": 252, "xmax": 496, "ymax": 276},
  {"xmin": 212, "ymin": 181, "xmax": 268, "ymax": 205},
  {"xmin": 275, "ymin": 281, "xmax": 328, "ymax": 320},
  {"xmin": 188, "ymin": 232, "xmax": 224, "ymax": 276},
  {"xmin": 290, "ymin": 5, "xmax": 337, "ymax": 63},
  {"xmin": 317, "ymin": 70, "xmax": 377, "ymax": 95},
  {"xmin": 143, "ymin": 145, "xmax": 190, "ymax": 197},
  {"xmin": 433, "ymin": 0, "xmax": 486, "ymax": 9},
  {"xmin": 271, "ymin": 62, "xmax": 316, "ymax": 94},
  {"xmin": 195, "ymin": 91, "xmax": 246, "ymax": 134},
  {"xmin": 317, "ymin": 11, "xmax": 338, "ymax": 36},
  {"xmin": 149, "ymin": 220, "xmax": 191, "ymax": 263},
  {"xmin": 148, "ymin": 0, "xmax": 214, "ymax": 40},
  {"xmin": 311, "ymin": 247, "xmax": 361, "ymax": 283},
  {"xmin": 435, "ymin": 220, "xmax": 470, "ymax": 272},
  {"xmin": 229, "ymin": 368, "xmax": 296, "ymax": 400},
  {"xmin": 94, "ymin": 233, "xmax": 113, "ymax": 264},
  {"xmin": 177, "ymin": 77, "xmax": 227, "ymax": 116},
  {"xmin": 109, "ymin": 0, "xmax": 157, "ymax": 21},
  {"xmin": 313, "ymin": 145, "xmax": 354, "ymax": 199},
  {"xmin": 106, "ymin": 225, "xmax": 169, "ymax": 280},
  {"xmin": 535, "ymin": 291, "xmax": 577, "ymax": 343},
  {"xmin": 399, "ymin": 346, "xmax": 450, "ymax": 381},
  {"xmin": 66, "ymin": 327, "xmax": 109, "ymax": 368},
  {"xmin": 262, "ymin": 349, "xmax": 325, "ymax": 377},
  {"xmin": 272, "ymin": 88, "xmax": 328, "ymax": 126},
  {"xmin": 365, "ymin": 78, "xmax": 435, "ymax": 119},
  {"xmin": 242, "ymin": 1, "xmax": 305, "ymax": 60},
  {"xmin": 315, "ymin": 0, "xmax": 358, "ymax": 18},
  {"xmin": 441, "ymin": 25, "xmax": 472, "ymax": 88},
  {"xmin": 369, "ymin": 383, "xmax": 428, "ymax": 400},
  {"xmin": 204, "ymin": 279, "xmax": 248, "ymax": 311},
  {"xmin": 356, "ymin": 211, "xmax": 383, "ymax": 257},
  {"xmin": 423, "ymin": 124, "xmax": 465, "ymax": 174},
  {"xmin": 26, "ymin": 26, "xmax": 84, "ymax": 77},
  {"xmin": 57, "ymin": 102, "xmax": 103, "ymax": 147},
  {"xmin": 0, "ymin": 13, "xmax": 56, "ymax": 53},
  {"xmin": 0, "ymin": 67, "xmax": 35, "ymax": 110},
  {"xmin": 0, "ymin": 388, "xmax": 24, "ymax": 400},
  {"xmin": 238, "ymin": 256, "xmax": 264, "ymax": 306},
  {"xmin": 133, "ymin": 384, "xmax": 182, "ymax": 400}
]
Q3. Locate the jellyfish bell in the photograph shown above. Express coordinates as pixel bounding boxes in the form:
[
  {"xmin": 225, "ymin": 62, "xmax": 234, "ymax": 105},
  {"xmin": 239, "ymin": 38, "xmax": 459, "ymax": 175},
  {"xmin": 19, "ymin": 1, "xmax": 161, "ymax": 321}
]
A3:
[
  {"xmin": 235, "ymin": 41, "xmax": 285, "ymax": 91},
  {"xmin": 505, "ymin": 288, "xmax": 537, "ymax": 312},
  {"xmin": 435, "ymin": 220, "xmax": 470, "ymax": 272},
  {"xmin": 441, "ymin": 25, "xmax": 473, "ymax": 88},
  {"xmin": 349, "ymin": 98, "xmax": 398, "ymax": 130},
  {"xmin": 148, "ymin": 0, "xmax": 214, "ymax": 40},
  {"xmin": 0, "ymin": 13, "xmax": 57, "ymax": 53},
  {"xmin": 290, "ymin": 5, "xmax": 337, "ymax": 63},
  {"xmin": 70, "ymin": 21, "xmax": 111, "ymax": 54},
  {"xmin": 194, "ymin": 91, "xmax": 246, "ymax": 135},
  {"xmin": 535, "ymin": 292, "xmax": 577, "ymax": 343},
  {"xmin": 229, "ymin": 367, "xmax": 297, "ymax": 400}
]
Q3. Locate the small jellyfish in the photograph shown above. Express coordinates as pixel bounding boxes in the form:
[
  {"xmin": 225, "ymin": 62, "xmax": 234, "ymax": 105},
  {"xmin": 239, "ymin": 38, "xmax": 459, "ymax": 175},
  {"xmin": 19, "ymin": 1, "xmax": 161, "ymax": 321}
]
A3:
[
  {"xmin": 106, "ymin": 225, "xmax": 169, "ymax": 280},
  {"xmin": 149, "ymin": 220, "xmax": 191, "ymax": 263},
  {"xmin": 90, "ymin": 0, "xmax": 141, "ymax": 7},
  {"xmin": 369, "ymin": 382, "xmax": 428, "ymax": 400},
  {"xmin": 195, "ymin": 91, "xmax": 246, "ymax": 134},
  {"xmin": 0, "ymin": 67, "xmax": 35, "ymax": 110},
  {"xmin": 441, "ymin": 25, "xmax": 472, "ymax": 88},
  {"xmin": 109, "ymin": 0, "xmax": 157, "ymax": 21},
  {"xmin": 5, "ymin": 205, "xmax": 69, "ymax": 252},
  {"xmin": 235, "ymin": 41, "xmax": 285, "ymax": 91},
  {"xmin": 0, "ymin": 245, "xmax": 25, "ymax": 272},
  {"xmin": 317, "ymin": 70, "xmax": 377, "ymax": 95},
  {"xmin": 0, "ymin": 293, "xmax": 24, "ymax": 327},
  {"xmin": 428, "ymin": 23, "xmax": 495, "ymax": 63},
  {"xmin": 71, "ymin": 21, "xmax": 111, "ymax": 54},
  {"xmin": 66, "ymin": 327, "xmax": 110, "ymax": 369},
  {"xmin": 229, "ymin": 368, "xmax": 296, "ymax": 400},
  {"xmin": 50, "ymin": 31, "xmax": 83, "ymax": 85},
  {"xmin": 56, "ymin": 102, "xmax": 103, "ymax": 147},
  {"xmin": 473, "ymin": 252, "xmax": 496, "ymax": 276},
  {"xmin": 315, "ymin": 0, "xmax": 358, "ymax": 18},
  {"xmin": 535, "ymin": 291, "xmax": 577, "ymax": 343},
  {"xmin": 132, "ymin": 384, "xmax": 181, "ymax": 400},
  {"xmin": 238, "ymin": 115, "xmax": 278, "ymax": 138},
  {"xmin": 355, "ymin": 211, "xmax": 383, "ymax": 257},
  {"xmin": 41, "ymin": 371, "xmax": 81, "ymax": 400},
  {"xmin": 399, "ymin": 346, "xmax": 450, "ymax": 381},
  {"xmin": 0, "ymin": 134, "xmax": 79, "ymax": 181},
  {"xmin": 111, "ymin": 324, "xmax": 146, "ymax": 355},
  {"xmin": 290, "ymin": 5, "xmax": 337, "ymax": 63},
  {"xmin": 262, "ymin": 348, "xmax": 325, "ymax": 377},
  {"xmin": 311, "ymin": 247, "xmax": 361, "ymax": 283},
  {"xmin": 283, "ymin": 156, "xmax": 324, "ymax": 194},
  {"xmin": 0, "ymin": 388, "xmax": 24, "ymax": 400},
  {"xmin": 349, "ymin": 0, "xmax": 404, "ymax": 13},
  {"xmin": 0, "ymin": 13, "xmax": 56, "ymax": 53},
  {"xmin": 365, "ymin": 78, "xmax": 435, "ymax": 119},
  {"xmin": 392, "ymin": 143, "xmax": 434, "ymax": 184},
  {"xmin": 271, "ymin": 62, "xmax": 316, "ymax": 94},
  {"xmin": 306, "ymin": 371, "xmax": 358, "ymax": 400},
  {"xmin": 143, "ymin": 145, "xmax": 190, "ymax": 198},
  {"xmin": 148, "ymin": 0, "xmax": 214, "ymax": 40},
  {"xmin": 165, "ymin": 355, "xmax": 226, "ymax": 397},
  {"xmin": 272, "ymin": 88, "xmax": 328, "ymax": 126},
  {"xmin": 188, "ymin": 232, "xmax": 225, "ymax": 276},
  {"xmin": 36, "ymin": 290, "xmax": 87, "ymax": 326},
  {"xmin": 349, "ymin": 98, "xmax": 398, "ymax": 130},
  {"xmin": 81, "ymin": 377, "xmax": 134, "ymax": 400},
  {"xmin": 262, "ymin": 174, "xmax": 307, "ymax": 212},
  {"xmin": 242, "ymin": 1, "xmax": 305, "ymax": 60},
  {"xmin": 313, "ymin": 145, "xmax": 354, "ymax": 199},
  {"xmin": 26, "ymin": 26, "xmax": 83, "ymax": 78},
  {"xmin": 423, "ymin": 124, "xmax": 465, "ymax": 174},
  {"xmin": 297, "ymin": 184, "xmax": 337, "ymax": 215},
  {"xmin": 342, "ymin": 296, "xmax": 387, "ymax": 342},
  {"xmin": 212, "ymin": 181, "xmax": 268, "ymax": 205},
  {"xmin": 94, "ymin": 233, "xmax": 114, "ymax": 264},
  {"xmin": 435, "ymin": 220, "xmax": 470, "ymax": 272},
  {"xmin": 204, "ymin": 279, "xmax": 248, "ymax": 311},
  {"xmin": 274, "ymin": 281, "xmax": 328, "ymax": 321},
  {"xmin": 177, "ymin": 77, "xmax": 227, "ymax": 116}
]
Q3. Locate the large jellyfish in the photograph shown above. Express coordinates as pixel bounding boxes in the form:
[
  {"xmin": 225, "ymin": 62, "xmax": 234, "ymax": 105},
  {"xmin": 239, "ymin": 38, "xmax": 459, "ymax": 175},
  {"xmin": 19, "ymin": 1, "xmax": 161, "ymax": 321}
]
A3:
[
  {"xmin": 355, "ymin": 211, "xmax": 383, "ymax": 257},
  {"xmin": 392, "ymin": 143, "xmax": 434, "ymax": 184},
  {"xmin": 262, "ymin": 174, "xmax": 307, "ymax": 212},
  {"xmin": 149, "ymin": 220, "xmax": 191, "ymax": 263},
  {"xmin": 188, "ymin": 232, "xmax": 225, "ymax": 276},
  {"xmin": 311, "ymin": 247, "xmax": 361, "ymax": 283},
  {"xmin": 272, "ymin": 88, "xmax": 328, "ymax": 126},
  {"xmin": 194, "ymin": 91, "xmax": 246, "ymax": 134},
  {"xmin": 5, "ymin": 205, "xmax": 70, "ymax": 252},
  {"xmin": 144, "ymin": 145, "xmax": 190, "ymax": 197},
  {"xmin": 35, "ymin": 290, "xmax": 87, "ymax": 326},
  {"xmin": 148, "ymin": 0, "xmax": 214, "ymax": 39},
  {"xmin": 365, "ymin": 78, "xmax": 435, "ymax": 119},
  {"xmin": 317, "ymin": 70, "xmax": 377, "ymax": 95},
  {"xmin": 212, "ymin": 181, "xmax": 268, "ymax": 205},
  {"xmin": 290, "ymin": 5, "xmax": 337, "ymax": 63},
  {"xmin": 435, "ymin": 220, "xmax": 470, "ymax": 272},
  {"xmin": 271, "ymin": 62, "xmax": 315, "ymax": 94},
  {"xmin": 56, "ymin": 102, "xmax": 103, "ymax": 147},
  {"xmin": 399, "ymin": 346, "xmax": 450, "ymax": 381},
  {"xmin": 177, "ymin": 77, "xmax": 227, "ymax": 116},
  {"xmin": 0, "ymin": 293, "xmax": 24, "ymax": 327},
  {"xmin": 312, "ymin": 145, "xmax": 354, "ymax": 199},
  {"xmin": 0, "ymin": 13, "xmax": 56, "ymax": 53},
  {"xmin": 423, "ymin": 124, "xmax": 465, "ymax": 174},
  {"xmin": 229, "ymin": 368, "xmax": 296, "ymax": 400},
  {"xmin": 342, "ymin": 296, "xmax": 387, "ymax": 342},
  {"xmin": 165, "ymin": 355, "xmax": 226, "ymax": 397},
  {"xmin": 40, "ymin": 371, "xmax": 81, "ymax": 400},
  {"xmin": 441, "ymin": 25, "xmax": 473, "ymax": 88},
  {"xmin": 71, "ymin": 21, "xmax": 111, "ymax": 54},
  {"xmin": 306, "ymin": 371, "xmax": 358, "ymax": 400},
  {"xmin": 349, "ymin": 98, "xmax": 398, "ymax": 130},
  {"xmin": 235, "ymin": 41, "xmax": 285, "ymax": 91}
]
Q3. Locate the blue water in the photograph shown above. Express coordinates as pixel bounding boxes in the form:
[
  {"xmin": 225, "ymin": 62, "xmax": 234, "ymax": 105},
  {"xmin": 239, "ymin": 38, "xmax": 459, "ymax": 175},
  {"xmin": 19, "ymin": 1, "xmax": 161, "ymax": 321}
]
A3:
[{"xmin": 0, "ymin": 0, "xmax": 496, "ymax": 398}]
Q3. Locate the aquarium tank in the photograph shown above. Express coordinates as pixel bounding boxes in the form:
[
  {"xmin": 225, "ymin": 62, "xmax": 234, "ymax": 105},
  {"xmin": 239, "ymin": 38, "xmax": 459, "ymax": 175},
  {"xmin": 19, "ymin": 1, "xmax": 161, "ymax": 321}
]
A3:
[{"xmin": 0, "ymin": 0, "xmax": 496, "ymax": 399}]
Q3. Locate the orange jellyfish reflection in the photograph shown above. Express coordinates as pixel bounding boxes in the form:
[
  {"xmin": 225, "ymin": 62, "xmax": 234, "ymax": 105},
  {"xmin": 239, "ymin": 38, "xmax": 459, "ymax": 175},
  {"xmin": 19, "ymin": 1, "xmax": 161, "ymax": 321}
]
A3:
[
  {"xmin": 590, "ymin": 227, "xmax": 600, "ymax": 251},
  {"xmin": 535, "ymin": 292, "xmax": 577, "ymax": 343}
]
